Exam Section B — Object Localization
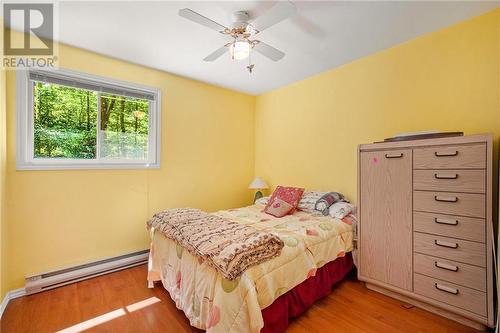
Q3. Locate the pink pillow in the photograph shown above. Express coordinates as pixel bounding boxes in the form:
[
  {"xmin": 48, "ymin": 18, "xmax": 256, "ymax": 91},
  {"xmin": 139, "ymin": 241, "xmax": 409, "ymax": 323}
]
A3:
[
  {"xmin": 264, "ymin": 186, "xmax": 305, "ymax": 216},
  {"xmin": 264, "ymin": 198, "xmax": 294, "ymax": 217}
]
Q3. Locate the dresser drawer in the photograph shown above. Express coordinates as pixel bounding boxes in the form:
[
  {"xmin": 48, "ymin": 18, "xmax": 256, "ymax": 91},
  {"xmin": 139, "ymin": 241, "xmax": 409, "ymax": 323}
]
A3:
[
  {"xmin": 413, "ymin": 169, "xmax": 485, "ymax": 194},
  {"xmin": 414, "ymin": 253, "xmax": 486, "ymax": 292},
  {"xmin": 414, "ymin": 273, "xmax": 486, "ymax": 316},
  {"xmin": 414, "ymin": 191, "xmax": 485, "ymax": 218},
  {"xmin": 414, "ymin": 232, "xmax": 485, "ymax": 267},
  {"xmin": 413, "ymin": 212, "xmax": 485, "ymax": 243},
  {"xmin": 414, "ymin": 144, "xmax": 486, "ymax": 169}
]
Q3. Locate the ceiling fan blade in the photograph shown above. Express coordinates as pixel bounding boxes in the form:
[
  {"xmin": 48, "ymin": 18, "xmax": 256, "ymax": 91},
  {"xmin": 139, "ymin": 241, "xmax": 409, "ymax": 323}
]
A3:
[
  {"xmin": 250, "ymin": 1, "xmax": 297, "ymax": 33},
  {"xmin": 253, "ymin": 41, "xmax": 285, "ymax": 61},
  {"xmin": 203, "ymin": 45, "xmax": 228, "ymax": 62},
  {"xmin": 179, "ymin": 8, "xmax": 228, "ymax": 32}
]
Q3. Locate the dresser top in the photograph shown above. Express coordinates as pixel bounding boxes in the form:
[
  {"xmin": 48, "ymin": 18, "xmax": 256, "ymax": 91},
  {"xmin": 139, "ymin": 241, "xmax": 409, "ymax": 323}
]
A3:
[{"xmin": 359, "ymin": 133, "xmax": 492, "ymax": 151}]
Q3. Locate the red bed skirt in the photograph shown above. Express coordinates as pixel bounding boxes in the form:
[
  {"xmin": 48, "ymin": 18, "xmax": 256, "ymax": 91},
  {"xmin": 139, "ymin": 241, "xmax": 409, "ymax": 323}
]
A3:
[{"xmin": 261, "ymin": 253, "xmax": 354, "ymax": 333}]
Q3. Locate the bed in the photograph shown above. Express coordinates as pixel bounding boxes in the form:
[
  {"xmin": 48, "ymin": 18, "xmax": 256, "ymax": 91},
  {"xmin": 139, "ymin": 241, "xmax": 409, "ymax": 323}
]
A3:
[{"xmin": 147, "ymin": 203, "xmax": 354, "ymax": 333}]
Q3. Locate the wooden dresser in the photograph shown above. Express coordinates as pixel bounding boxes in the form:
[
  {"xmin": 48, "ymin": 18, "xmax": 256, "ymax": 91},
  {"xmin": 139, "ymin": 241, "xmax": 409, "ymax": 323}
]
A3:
[{"xmin": 357, "ymin": 134, "xmax": 495, "ymax": 329}]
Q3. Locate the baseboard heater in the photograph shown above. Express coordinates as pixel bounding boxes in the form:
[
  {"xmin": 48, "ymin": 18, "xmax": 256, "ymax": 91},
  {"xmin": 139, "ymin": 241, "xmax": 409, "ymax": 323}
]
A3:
[{"xmin": 25, "ymin": 250, "xmax": 149, "ymax": 295}]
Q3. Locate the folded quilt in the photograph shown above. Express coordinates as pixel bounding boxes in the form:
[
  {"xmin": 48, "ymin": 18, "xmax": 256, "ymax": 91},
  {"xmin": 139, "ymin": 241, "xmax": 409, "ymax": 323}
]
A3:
[{"xmin": 147, "ymin": 208, "xmax": 284, "ymax": 280}]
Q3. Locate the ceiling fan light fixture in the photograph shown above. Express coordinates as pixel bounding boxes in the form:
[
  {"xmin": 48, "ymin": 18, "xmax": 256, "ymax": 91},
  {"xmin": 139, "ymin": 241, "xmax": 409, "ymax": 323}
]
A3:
[
  {"xmin": 230, "ymin": 40, "xmax": 251, "ymax": 60},
  {"xmin": 179, "ymin": 3, "xmax": 294, "ymax": 66}
]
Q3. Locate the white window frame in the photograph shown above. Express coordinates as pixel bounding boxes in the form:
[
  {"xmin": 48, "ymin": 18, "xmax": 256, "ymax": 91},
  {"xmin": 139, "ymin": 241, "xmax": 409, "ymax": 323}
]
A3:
[{"xmin": 16, "ymin": 68, "xmax": 161, "ymax": 170}]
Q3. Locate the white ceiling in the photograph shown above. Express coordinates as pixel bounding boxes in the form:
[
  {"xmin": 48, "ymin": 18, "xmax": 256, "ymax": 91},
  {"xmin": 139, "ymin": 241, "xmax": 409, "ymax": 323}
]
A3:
[{"xmin": 22, "ymin": 1, "xmax": 500, "ymax": 94}]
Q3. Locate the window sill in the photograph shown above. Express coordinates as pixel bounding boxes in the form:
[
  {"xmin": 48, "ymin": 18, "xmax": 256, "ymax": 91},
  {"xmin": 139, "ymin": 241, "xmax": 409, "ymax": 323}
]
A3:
[{"xmin": 16, "ymin": 162, "xmax": 160, "ymax": 171}]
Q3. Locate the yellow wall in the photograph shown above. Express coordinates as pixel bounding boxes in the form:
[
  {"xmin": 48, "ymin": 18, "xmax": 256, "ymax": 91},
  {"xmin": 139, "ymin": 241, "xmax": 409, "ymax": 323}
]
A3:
[
  {"xmin": 255, "ymin": 9, "xmax": 500, "ymax": 201},
  {"xmin": 4, "ymin": 42, "xmax": 255, "ymax": 291},
  {"xmin": 2, "ymin": 8, "xmax": 500, "ymax": 297},
  {"xmin": 0, "ymin": 69, "xmax": 6, "ymax": 300}
]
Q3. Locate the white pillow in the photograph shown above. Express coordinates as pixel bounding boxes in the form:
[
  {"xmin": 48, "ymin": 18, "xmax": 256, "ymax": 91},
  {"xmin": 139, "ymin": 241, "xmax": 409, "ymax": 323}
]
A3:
[
  {"xmin": 329, "ymin": 202, "xmax": 356, "ymax": 219},
  {"xmin": 254, "ymin": 196, "xmax": 270, "ymax": 206}
]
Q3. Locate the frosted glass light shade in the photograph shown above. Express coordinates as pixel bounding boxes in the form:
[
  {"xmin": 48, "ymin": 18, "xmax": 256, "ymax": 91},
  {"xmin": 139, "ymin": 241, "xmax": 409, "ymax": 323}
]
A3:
[
  {"xmin": 248, "ymin": 176, "xmax": 268, "ymax": 190},
  {"xmin": 230, "ymin": 40, "xmax": 250, "ymax": 60}
]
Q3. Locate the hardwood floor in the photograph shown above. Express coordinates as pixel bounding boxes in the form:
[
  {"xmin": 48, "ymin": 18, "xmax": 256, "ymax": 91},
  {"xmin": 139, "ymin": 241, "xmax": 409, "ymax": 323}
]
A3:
[{"xmin": 1, "ymin": 264, "xmax": 484, "ymax": 333}]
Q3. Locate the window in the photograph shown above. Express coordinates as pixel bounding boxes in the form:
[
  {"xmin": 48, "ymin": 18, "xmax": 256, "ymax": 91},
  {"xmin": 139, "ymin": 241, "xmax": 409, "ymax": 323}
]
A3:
[{"xmin": 16, "ymin": 69, "xmax": 161, "ymax": 169}]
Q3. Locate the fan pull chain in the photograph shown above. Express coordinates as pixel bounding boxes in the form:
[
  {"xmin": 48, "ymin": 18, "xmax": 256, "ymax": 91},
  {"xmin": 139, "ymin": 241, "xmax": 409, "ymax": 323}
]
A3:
[{"xmin": 247, "ymin": 49, "xmax": 254, "ymax": 74}]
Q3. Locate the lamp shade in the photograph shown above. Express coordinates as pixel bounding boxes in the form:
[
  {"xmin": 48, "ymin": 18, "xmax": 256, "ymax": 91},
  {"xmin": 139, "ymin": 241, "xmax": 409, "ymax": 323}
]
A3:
[
  {"xmin": 230, "ymin": 40, "xmax": 251, "ymax": 60},
  {"xmin": 248, "ymin": 177, "xmax": 268, "ymax": 190}
]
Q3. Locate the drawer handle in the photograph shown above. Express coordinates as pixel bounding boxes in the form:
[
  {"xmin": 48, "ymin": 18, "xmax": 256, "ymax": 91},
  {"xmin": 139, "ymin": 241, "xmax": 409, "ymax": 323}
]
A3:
[
  {"xmin": 434, "ymin": 261, "xmax": 459, "ymax": 272},
  {"xmin": 434, "ymin": 151, "xmax": 458, "ymax": 157},
  {"xmin": 434, "ymin": 283, "xmax": 459, "ymax": 295},
  {"xmin": 434, "ymin": 217, "xmax": 459, "ymax": 225},
  {"xmin": 435, "ymin": 239, "xmax": 459, "ymax": 249},
  {"xmin": 434, "ymin": 173, "xmax": 458, "ymax": 180},
  {"xmin": 385, "ymin": 153, "xmax": 403, "ymax": 159},
  {"xmin": 434, "ymin": 195, "xmax": 458, "ymax": 203}
]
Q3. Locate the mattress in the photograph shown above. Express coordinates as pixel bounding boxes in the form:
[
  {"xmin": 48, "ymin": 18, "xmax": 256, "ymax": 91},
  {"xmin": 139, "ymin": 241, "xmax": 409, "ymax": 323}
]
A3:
[{"xmin": 147, "ymin": 204, "xmax": 354, "ymax": 333}]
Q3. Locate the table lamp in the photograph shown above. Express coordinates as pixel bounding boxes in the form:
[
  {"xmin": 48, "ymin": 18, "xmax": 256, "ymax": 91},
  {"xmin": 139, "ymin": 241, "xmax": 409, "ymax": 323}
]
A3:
[{"xmin": 248, "ymin": 177, "xmax": 269, "ymax": 203}]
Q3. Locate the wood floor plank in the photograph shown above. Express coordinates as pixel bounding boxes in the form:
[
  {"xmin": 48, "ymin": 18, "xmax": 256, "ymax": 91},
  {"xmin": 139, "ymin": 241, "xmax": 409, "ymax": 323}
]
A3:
[
  {"xmin": 44, "ymin": 284, "xmax": 80, "ymax": 332},
  {"xmin": 0, "ymin": 265, "xmax": 484, "ymax": 332}
]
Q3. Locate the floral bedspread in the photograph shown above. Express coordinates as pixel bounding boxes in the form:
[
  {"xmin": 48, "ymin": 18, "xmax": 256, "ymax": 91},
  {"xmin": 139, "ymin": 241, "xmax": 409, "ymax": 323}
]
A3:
[
  {"xmin": 147, "ymin": 208, "xmax": 284, "ymax": 280},
  {"xmin": 148, "ymin": 204, "xmax": 354, "ymax": 333}
]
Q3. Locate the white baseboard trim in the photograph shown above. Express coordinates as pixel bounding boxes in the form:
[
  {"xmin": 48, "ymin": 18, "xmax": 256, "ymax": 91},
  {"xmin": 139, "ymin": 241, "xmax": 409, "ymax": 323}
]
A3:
[
  {"xmin": 0, "ymin": 288, "xmax": 26, "ymax": 319},
  {"xmin": 0, "ymin": 293, "xmax": 9, "ymax": 319},
  {"xmin": 9, "ymin": 288, "xmax": 27, "ymax": 299}
]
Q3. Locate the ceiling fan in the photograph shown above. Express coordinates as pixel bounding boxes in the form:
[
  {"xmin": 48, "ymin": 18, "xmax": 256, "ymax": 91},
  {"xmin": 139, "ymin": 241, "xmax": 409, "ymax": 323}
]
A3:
[{"xmin": 179, "ymin": 1, "xmax": 297, "ymax": 73}]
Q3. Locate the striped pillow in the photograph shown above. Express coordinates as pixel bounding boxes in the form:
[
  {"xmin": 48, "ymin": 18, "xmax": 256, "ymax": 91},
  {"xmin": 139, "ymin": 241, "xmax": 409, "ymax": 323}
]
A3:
[{"xmin": 297, "ymin": 191, "xmax": 326, "ymax": 212}]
